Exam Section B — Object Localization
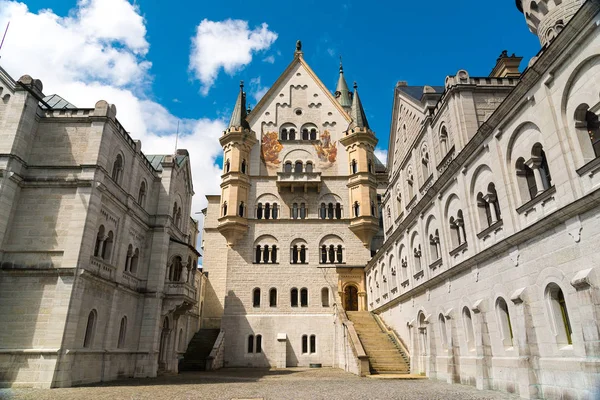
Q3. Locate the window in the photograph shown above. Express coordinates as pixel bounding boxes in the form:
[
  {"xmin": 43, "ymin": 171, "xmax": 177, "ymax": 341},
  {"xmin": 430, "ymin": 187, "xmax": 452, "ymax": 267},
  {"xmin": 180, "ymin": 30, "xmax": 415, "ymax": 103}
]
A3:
[
  {"xmin": 311, "ymin": 128, "xmax": 317, "ymax": 140},
  {"xmin": 256, "ymin": 335, "xmax": 262, "ymax": 353},
  {"xmin": 248, "ymin": 335, "xmax": 254, "ymax": 353},
  {"xmin": 300, "ymin": 203, "xmax": 306, "ymax": 219},
  {"xmin": 94, "ymin": 225, "xmax": 105, "ymax": 257},
  {"xmin": 264, "ymin": 203, "xmax": 271, "ymax": 219},
  {"xmin": 257, "ymin": 203, "xmax": 263, "ymax": 219},
  {"xmin": 292, "ymin": 203, "xmax": 299, "ymax": 219},
  {"xmin": 449, "ymin": 210, "xmax": 466, "ymax": 249},
  {"xmin": 310, "ymin": 335, "xmax": 316, "ymax": 353},
  {"xmin": 440, "ymin": 127, "xmax": 449, "ymax": 155},
  {"xmin": 125, "ymin": 244, "xmax": 133, "ymax": 272},
  {"xmin": 263, "ymin": 245, "xmax": 270, "ymax": 263},
  {"xmin": 83, "ymin": 309, "xmax": 97, "ymax": 348},
  {"xmin": 429, "ymin": 230, "xmax": 440, "ymax": 261},
  {"xmin": 222, "ymin": 202, "xmax": 228, "ymax": 216},
  {"xmin": 321, "ymin": 288, "xmax": 330, "ymax": 307},
  {"xmin": 294, "ymin": 161, "xmax": 303, "ymax": 173},
  {"xmin": 574, "ymin": 104, "xmax": 600, "ymax": 159},
  {"xmin": 178, "ymin": 329, "xmax": 184, "ymax": 352},
  {"xmin": 291, "ymin": 288, "xmax": 299, "ymax": 307},
  {"xmin": 463, "ymin": 307, "xmax": 475, "ymax": 351},
  {"xmin": 516, "ymin": 144, "xmax": 553, "ymax": 203},
  {"xmin": 353, "ymin": 201, "xmax": 360, "ymax": 217},
  {"xmin": 241, "ymin": 159, "xmax": 247, "ymax": 174},
  {"xmin": 302, "ymin": 128, "xmax": 309, "ymax": 140},
  {"xmin": 320, "ymin": 203, "xmax": 326, "ymax": 219},
  {"xmin": 368, "ymin": 160, "xmax": 373, "ymax": 173},
  {"xmin": 546, "ymin": 284, "xmax": 573, "ymax": 345},
  {"xmin": 102, "ymin": 231, "xmax": 114, "ymax": 261},
  {"xmin": 130, "ymin": 248, "xmax": 139, "ymax": 274},
  {"xmin": 168, "ymin": 256, "xmax": 183, "ymax": 282},
  {"xmin": 336, "ymin": 245, "xmax": 343, "ymax": 263},
  {"xmin": 225, "ymin": 159, "xmax": 230, "ymax": 173},
  {"xmin": 291, "ymin": 242, "xmax": 308, "ymax": 264},
  {"xmin": 321, "ymin": 246, "xmax": 327, "ymax": 264},
  {"xmin": 271, "ymin": 246, "xmax": 278, "ymax": 263},
  {"xmin": 138, "ymin": 181, "xmax": 147, "ymax": 206},
  {"xmin": 370, "ymin": 201, "xmax": 376, "ymax": 217},
  {"xmin": 439, "ymin": 314, "xmax": 447, "ymax": 348},
  {"xmin": 302, "ymin": 335, "xmax": 308, "ymax": 353},
  {"xmin": 407, "ymin": 173, "xmax": 414, "ymax": 200},
  {"xmin": 335, "ymin": 203, "xmax": 342, "ymax": 219},
  {"xmin": 281, "ymin": 128, "xmax": 288, "ymax": 141},
  {"xmin": 253, "ymin": 288, "xmax": 261, "ymax": 307},
  {"xmin": 305, "ymin": 162, "xmax": 313, "ymax": 173},
  {"xmin": 300, "ymin": 288, "xmax": 308, "ymax": 307},
  {"xmin": 270, "ymin": 288, "xmax": 277, "ymax": 307},
  {"xmin": 421, "ymin": 151, "xmax": 430, "ymax": 178},
  {"xmin": 328, "ymin": 203, "xmax": 334, "ymax": 219},
  {"xmin": 477, "ymin": 183, "xmax": 501, "ymax": 230},
  {"xmin": 351, "ymin": 159, "xmax": 358, "ymax": 174},
  {"xmin": 328, "ymin": 245, "xmax": 335, "ymax": 264},
  {"xmin": 272, "ymin": 203, "xmax": 279, "ymax": 219},
  {"xmin": 112, "ymin": 154, "xmax": 123, "ymax": 184},
  {"xmin": 289, "ymin": 128, "xmax": 296, "ymax": 140},
  {"xmin": 284, "ymin": 162, "xmax": 292, "ymax": 173},
  {"xmin": 238, "ymin": 202, "xmax": 245, "ymax": 217},
  {"xmin": 516, "ymin": 157, "xmax": 537, "ymax": 201},
  {"xmin": 300, "ymin": 245, "xmax": 306, "ymax": 264},
  {"xmin": 255, "ymin": 245, "xmax": 262, "ymax": 263},
  {"xmin": 117, "ymin": 316, "xmax": 127, "ymax": 348},
  {"xmin": 413, "ymin": 245, "xmax": 422, "ymax": 272},
  {"xmin": 496, "ymin": 298, "xmax": 514, "ymax": 347}
]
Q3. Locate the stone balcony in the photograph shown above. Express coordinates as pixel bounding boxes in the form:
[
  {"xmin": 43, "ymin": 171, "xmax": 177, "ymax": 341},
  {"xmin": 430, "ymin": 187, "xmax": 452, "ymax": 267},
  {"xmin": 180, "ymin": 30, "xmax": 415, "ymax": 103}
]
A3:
[
  {"xmin": 163, "ymin": 281, "xmax": 197, "ymax": 315},
  {"xmin": 90, "ymin": 256, "xmax": 117, "ymax": 281},
  {"xmin": 276, "ymin": 171, "xmax": 322, "ymax": 193}
]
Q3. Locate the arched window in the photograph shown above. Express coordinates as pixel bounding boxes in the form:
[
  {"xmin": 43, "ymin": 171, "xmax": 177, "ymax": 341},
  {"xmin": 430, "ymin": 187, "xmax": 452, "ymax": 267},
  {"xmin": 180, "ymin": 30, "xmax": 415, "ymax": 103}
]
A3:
[
  {"xmin": 253, "ymin": 288, "xmax": 261, "ymax": 308},
  {"xmin": 439, "ymin": 314, "xmax": 447, "ymax": 348},
  {"xmin": 407, "ymin": 173, "xmax": 414, "ymax": 199},
  {"xmin": 328, "ymin": 203, "xmax": 334, "ymax": 219},
  {"xmin": 271, "ymin": 245, "xmax": 278, "ymax": 263},
  {"xmin": 320, "ymin": 203, "xmax": 326, "ymax": 219},
  {"xmin": 368, "ymin": 160, "xmax": 373, "ymax": 173},
  {"xmin": 440, "ymin": 126, "xmax": 449, "ymax": 155},
  {"xmin": 300, "ymin": 203, "xmax": 306, "ymax": 219},
  {"xmin": 176, "ymin": 207, "xmax": 182, "ymax": 228},
  {"xmin": 302, "ymin": 128, "xmax": 309, "ymax": 140},
  {"xmin": 256, "ymin": 334, "xmax": 262, "ymax": 353},
  {"xmin": 429, "ymin": 230, "xmax": 440, "ymax": 261},
  {"xmin": 302, "ymin": 335, "xmax": 308, "ymax": 353},
  {"xmin": 102, "ymin": 231, "xmax": 114, "ymax": 261},
  {"xmin": 281, "ymin": 128, "xmax": 288, "ymax": 141},
  {"xmin": 305, "ymin": 162, "xmax": 313, "ymax": 173},
  {"xmin": 112, "ymin": 154, "xmax": 123, "ymax": 184},
  {"xmin": 335, "ymin": 203, "xmax": 342, "ymax": 219},
  {"xmin": 125, "ymin": 244, "xmax": 133, "ymax": 272},
  {"xmin": 241, "ymin": 159, "xmax": 247, "ymax": 174},
  {"xmin": 413, "ymin": 245, "xmax": 422, "ymax": 272},
  {"xmin": 310, "ymin": 334, "xmax": 316, "ymax": 353},
  {"xmin": 284, "ymin": 161, "xmax": 292, "ymax": 173},
  {"xmin": 463, "ymin": 307, "xmax": 475, "ymax": 351},
  {"xmin": 370, "ymin": 201, "xmax": 376, "ymax": 217},
  {"xmin": 516, "ymin": 157, "xmax": 538, "ymax": 202},
  {"xmin": 263, "ymin": 245, "xmax": 270, "ymax": 263},
  {"xmin": 321, "ymin": 288, "xmax": 330, "ymax": 307},
  {"xmin": 130, "ymin": 248, "xmax": 139, "ymax": 274},
  {"xmin": 248, "ymin": 335, "xmax": 254, "ymax": 353},
  {"xmin": 168, "ymin": 256, "xmax": 183, "ymax": 282},
  {"xmin": 300, "ymin": 288, "xmax": 308, "ymax": 307},
  {"xmin": 225, "ymin": 159, "xmax": 230, "ymax": 173},
  {"xmin": 496, "ymin": 298, "xmax": 514, "ymax": 347},
  {"xmin": 257, "ymin": 203, "xmax": 263, "ymax": 219},
  {"xmin": 321, "ymin": 246, "xmax": 327, "ymax": 264},
  {"xmin": 289, "ymin": 128, "xmax": 296, "ymax": 140},
  {"xmin": 336, "ymin": 245, "xmax": 343, "ymax": 263},
  {"xmin": 292, "ymin": 203, "xmax": 299, "ymax": 219},
  {"xmin": 238, "ymin": 202, "xmax": 245, "ymax": 217},
  {"xmin": 300, "ymin": 245, "xmax": 307, "ymax": 264},
  {"xmin": 294, "ymin": 161, "xmax": 303, "ymax": 173},
  {"xmin": 269, "ymin": 288, "xmax": 277, "ymax": 307},
  {"xmin": 272, "ymin": 203, "xmax": 279, "ymax": 219},
  {"xmin": 351, "ymin": 159, "xmax": 358, "ymax": 174},
  {"xmin": 353, "ymin": 201, "xmax": 360, "ymax": 217},
  {"xmin": 310, "ymin": 128, "xmax": 317, "ymax": 140},
  {"xmin": 138, "ymin": 181, "xmax": 147, "ymax": 207},
  {"xmin": 421, "ymin": 151, "xmax": 430, "ymax": 178},
  {"xmin": 222, "ymin": 202, "xmax": 228, "ymax": 216},
  {"xmin": 396, "ymin": 191, "xmax": 402, "ymax": 214},
  {"xmin": 117, "ymin": 316, "xmax": 127, "ymax": 349},
  {"xmin": 255, "ymin": 245, "xmax": 262, "ymax": 263},
  {"xmin": 291, "ymin": 288, "xmax": 299, "ymax": 307},
  {"xmin": 83, "ymin": 309, "xmax": 97, "ymax": 348},
  {"xmin": 264, "ymin": 203, "xmax": 271, "ymax": 219},
  {"xmin": 574, "ymin": 104, "xmax": 600, "ymax": 159},
  {"xmin": 546, "ymin": 284, "xmax": 573, "ymax": 345},
  {"xmin": 328, "ymin": 245, "xmax": 335, "ymax": 264},
  {"xmin": 94, "ymin": 225, "xmax": 105, "ymax": 257},
  {"xmin": 292, "ymin": 245, "xmax": 299, "ymax": 264},
  {"xmin": 477, "ymin": 192, "xmax": 492, "ymax": 227}
]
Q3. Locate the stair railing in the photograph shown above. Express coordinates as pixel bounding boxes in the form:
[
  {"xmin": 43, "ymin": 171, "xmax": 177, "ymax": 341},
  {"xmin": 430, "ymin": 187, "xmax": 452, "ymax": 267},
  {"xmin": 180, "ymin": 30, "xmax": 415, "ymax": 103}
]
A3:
[
  {"xmin": 337, "ymin": 308, "xmax": 370, "ymax": 376},
  {"xmin": 372, "ymin": 313, "xmax": 411, "ymax": 361},
  {"xmin": 205, "ymin": 329, "xmax": 225, "ymax": 370}
]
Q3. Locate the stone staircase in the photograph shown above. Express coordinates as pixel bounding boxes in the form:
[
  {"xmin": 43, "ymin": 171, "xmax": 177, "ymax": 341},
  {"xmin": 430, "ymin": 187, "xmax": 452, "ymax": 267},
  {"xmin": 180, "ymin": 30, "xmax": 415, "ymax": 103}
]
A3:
[
  {"xmin": 346, "ymin": 311, "xmax": 410, "ymax": 374},
  {"xmin": 180, "ymin": 328, "xmax": 220, "ymax": 371}
]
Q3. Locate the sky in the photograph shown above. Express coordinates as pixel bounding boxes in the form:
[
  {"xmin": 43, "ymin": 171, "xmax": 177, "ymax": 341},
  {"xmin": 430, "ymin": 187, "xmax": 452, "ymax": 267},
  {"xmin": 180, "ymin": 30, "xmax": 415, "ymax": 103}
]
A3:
[{"xmin": 0, "ymin": 0, "xmax": 541, "ymax": 229}]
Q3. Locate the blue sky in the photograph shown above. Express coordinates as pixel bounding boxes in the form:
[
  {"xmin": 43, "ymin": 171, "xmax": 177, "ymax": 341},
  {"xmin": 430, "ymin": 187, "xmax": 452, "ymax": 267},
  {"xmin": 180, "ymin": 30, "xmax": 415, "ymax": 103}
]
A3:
[{"xmin": 0, "ymin": 0, "xmax": 540, "ymax": 215}]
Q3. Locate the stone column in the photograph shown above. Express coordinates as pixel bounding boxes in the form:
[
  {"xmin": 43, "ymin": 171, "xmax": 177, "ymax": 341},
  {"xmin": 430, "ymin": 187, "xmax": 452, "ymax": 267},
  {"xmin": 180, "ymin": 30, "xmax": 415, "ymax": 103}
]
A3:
[
  {"xmin": 526, "ymin": 158, "xmax": 545, "ymax": 195},
  {"xmin": 483, "ymin": 195, "xmax": 498, "ymax": 225}
]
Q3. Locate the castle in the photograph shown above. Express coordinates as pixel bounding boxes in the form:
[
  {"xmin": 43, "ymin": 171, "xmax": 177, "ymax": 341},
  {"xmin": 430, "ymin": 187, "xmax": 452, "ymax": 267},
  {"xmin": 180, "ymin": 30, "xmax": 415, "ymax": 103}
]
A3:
[{"xmin": 1, "ymin": 0, "xmax": 599, "ymax": 398}]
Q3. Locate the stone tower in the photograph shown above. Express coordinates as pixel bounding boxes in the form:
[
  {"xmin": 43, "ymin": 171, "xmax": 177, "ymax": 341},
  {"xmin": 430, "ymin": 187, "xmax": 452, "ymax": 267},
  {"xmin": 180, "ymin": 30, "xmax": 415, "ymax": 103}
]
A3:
[
  {"xmin": 340, "ymin": 82, "xmax": 380, "ymax": 248},
  {"xmin": 517, "ymin": 0, "xmax": 585, "ymax": 46},
  {"xmin": 217, "ymin": 82, "xmax": 257, "ymax": 246}
]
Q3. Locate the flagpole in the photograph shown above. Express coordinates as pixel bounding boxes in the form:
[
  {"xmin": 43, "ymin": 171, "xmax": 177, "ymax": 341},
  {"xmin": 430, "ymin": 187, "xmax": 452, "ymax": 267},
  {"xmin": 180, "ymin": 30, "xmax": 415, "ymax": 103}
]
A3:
[{"xmin": 0, "ymin": 22, "xmax": 10, "ymax": 59}]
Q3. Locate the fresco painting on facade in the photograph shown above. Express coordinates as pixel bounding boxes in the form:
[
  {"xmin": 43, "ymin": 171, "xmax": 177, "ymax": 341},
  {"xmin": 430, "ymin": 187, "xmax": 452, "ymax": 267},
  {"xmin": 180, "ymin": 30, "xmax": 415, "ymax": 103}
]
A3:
[
  {"xmin": 313, "ymin": 129, "xmax": 338, "ymax": 166},
  {"xmin": 261, "ymin": 131, "xmax": 283, "ymax": 168}
]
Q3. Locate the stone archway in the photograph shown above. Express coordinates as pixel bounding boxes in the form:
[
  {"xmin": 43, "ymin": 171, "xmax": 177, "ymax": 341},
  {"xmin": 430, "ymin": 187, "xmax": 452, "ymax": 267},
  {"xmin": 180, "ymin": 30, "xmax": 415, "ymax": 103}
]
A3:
[{"xmin": 344, "ymin": 285, "xmax": 359, "ymax": 311}]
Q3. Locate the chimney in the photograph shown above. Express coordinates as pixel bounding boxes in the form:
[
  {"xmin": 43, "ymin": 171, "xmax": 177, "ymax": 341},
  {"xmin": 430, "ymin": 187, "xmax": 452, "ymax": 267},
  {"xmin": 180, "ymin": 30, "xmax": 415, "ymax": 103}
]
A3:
[{"xmin": 490, "ymin": 50, "xmax": 523, "ymax": 78}]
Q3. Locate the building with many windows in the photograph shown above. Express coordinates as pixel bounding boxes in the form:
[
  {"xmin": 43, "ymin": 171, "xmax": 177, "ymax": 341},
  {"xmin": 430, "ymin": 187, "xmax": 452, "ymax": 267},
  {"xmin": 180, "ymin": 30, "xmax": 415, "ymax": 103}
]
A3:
[
  {"xmin": 367, "ymin": 0, "xmax": 600, "ymax": 398},
  {"xmin": 0, "ymin": 69, "xmax": 203, "ymax": 388}
]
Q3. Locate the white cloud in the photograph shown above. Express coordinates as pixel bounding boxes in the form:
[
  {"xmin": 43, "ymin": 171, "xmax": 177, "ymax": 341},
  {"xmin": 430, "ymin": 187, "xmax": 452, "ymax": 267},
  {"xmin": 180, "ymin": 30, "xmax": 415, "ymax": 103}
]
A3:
[
  {"xmin": 374, "ymin": 148, "xmax": 388, "ymax": 165},
  {"xmin": 189, "ymin": 19, "xmax": 277, "ymax": 95},
  {"xmin": 262, "ymin": 55, "xmax": 275, "ymax": 64},
  {"xmin": 248, "ymin": 77, "xmax": 269, "ymax": 104},
  {"xmin": 0, "ymin": 0, "xmax": 226, "ymax": 234}
]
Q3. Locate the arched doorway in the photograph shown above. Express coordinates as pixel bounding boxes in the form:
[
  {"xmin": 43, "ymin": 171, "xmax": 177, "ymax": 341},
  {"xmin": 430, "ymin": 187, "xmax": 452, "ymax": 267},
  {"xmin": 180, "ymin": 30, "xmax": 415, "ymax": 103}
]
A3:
[
  {"xmin": 158, "ymin": 317, "xmax": 170, "ymax": 371},
  {"xmin": 344, "ymin": 285, "xmax": 359, "ymax": 311}
]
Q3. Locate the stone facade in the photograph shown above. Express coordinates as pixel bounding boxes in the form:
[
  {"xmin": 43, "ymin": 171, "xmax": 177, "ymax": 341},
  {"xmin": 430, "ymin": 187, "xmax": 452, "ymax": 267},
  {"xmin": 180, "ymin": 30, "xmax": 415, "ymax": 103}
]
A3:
[
  {"xmin": 0, "ymin": 69, "xmax": 203, "ymax": 388},
  {"xmin": 368, "ymin": 1, "xmax": 600, "ymax": 398},
  {"xmin": 201, "ymin": 49, "xmax": 387, "ymax": 370}
]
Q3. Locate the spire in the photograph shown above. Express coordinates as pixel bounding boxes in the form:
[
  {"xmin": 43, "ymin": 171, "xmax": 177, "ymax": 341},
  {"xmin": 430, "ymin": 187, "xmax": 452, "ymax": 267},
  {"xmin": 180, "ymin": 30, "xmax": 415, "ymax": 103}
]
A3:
[
  {"xmin": 228, "ymin": 81, "xmax": 250, "ymax": 130},
  {"xmin": 350, "ymin": 82, "xmax": 370, "ymax": 130},
  {"xmin": 334, "ymin": 57, "xmax": 352, "ymax": 109}
]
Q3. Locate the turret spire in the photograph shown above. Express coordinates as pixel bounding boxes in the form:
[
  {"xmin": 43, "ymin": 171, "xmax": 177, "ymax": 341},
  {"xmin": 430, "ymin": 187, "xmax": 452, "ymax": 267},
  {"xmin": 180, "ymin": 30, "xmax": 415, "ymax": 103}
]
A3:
[
  {"xmin": 350, "ymin": 82, "xmax": 370, "ymax": 130},
  {"xmin": 228, "ymin": 81, "xmax": 250, "ymax": 130},
  {"xmin": 334, "ymin": 57, "xmax": 352, "ymax": 110}
]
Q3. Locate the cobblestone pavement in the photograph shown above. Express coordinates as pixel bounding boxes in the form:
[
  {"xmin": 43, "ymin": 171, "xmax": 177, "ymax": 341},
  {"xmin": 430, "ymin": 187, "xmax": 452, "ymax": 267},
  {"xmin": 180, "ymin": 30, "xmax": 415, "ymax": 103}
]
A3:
[{"xmin": 1, "ymin": 368, "xmax": 520, "ymax": 400}]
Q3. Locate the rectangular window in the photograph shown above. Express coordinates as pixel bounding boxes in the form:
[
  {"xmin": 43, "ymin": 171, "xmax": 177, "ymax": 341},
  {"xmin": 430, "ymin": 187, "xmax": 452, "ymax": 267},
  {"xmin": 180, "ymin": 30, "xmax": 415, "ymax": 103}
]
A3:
[
  {"xmin": 256, "ymin": 335, "xmax": 262, "ymax": 353},
  {"xmin": 302, "ymin": 335, "xmax": 308, "ymax": 354},
  {"xmin": 310, "ymin": 335, "xmax": 316, "ymax": 353}
]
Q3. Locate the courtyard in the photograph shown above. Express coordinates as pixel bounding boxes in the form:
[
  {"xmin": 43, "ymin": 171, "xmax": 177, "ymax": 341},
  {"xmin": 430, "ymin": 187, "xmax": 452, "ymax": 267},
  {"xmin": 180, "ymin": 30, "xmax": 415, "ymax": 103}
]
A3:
[{"xmin": 1, "ymin": 368, "xmax": 520, "ymax": 400}]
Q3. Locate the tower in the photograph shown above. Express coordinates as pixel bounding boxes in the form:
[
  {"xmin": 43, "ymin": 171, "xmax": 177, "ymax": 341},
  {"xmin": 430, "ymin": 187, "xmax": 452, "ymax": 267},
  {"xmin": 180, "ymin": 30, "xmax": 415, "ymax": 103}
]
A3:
[
  {"xmin": 217, "ymin": 81, "xmax": 257, "ymax": 246},
  {"xmin": 517, "ymin": 0, "xmax": 585, "ymax": 47},
  {"xmin": 334, "ymin": 60, "xmax": 352, "ymax": 111},
  {"xmin": 340, "ymin": 82, "xmax": 379, "ymax": 248}
]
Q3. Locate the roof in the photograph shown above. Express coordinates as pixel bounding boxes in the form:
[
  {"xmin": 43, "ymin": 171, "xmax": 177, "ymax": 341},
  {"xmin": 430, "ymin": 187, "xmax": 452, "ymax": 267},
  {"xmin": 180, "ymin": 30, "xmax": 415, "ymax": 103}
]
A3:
[
  {"xmin": 228, "ymin": 82, "xmax": 250, "ymax": 130},
  {"xmin": 145, "ymin": 154, "xmax": 187, "ymax": 171},
  {"xmin": 41, "ymin": 94, "xmax": 77, "ymax": 110},
  {"xmin": 396, "ymin": 85, "xmax": 445, "ymax": 102},
  {"xmin": 335, "ymin": 63, "xmax": 352, "ymax": 108},
  {"xmin": 349, "ymin": 82, "xmax": 370, "ymax": 129},
  {"xmin": 374, "ymin": 155, "xmax": 386, "ymax": 173}
]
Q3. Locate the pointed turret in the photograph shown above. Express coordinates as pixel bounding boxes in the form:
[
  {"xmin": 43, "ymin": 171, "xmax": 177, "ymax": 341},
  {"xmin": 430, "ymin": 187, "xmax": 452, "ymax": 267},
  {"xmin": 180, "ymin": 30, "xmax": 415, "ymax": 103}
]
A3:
[
  {"xmin": 218, "ymin": 81, "xmax": 257, "ymax": 246},
  {"xmin": 349, "ymin": 82, "xmax": 370, "ymax": 130},
  {"xmin": 334, "ymin": 60, "xmax": 352, "ymax": 111},
  {"xmin": 228, "ymin": 81, "xmax": 250, "ymax": 131},
  {"xmin": 340, "ymin": 81, "xmax": 379, "ymax": 248}
]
